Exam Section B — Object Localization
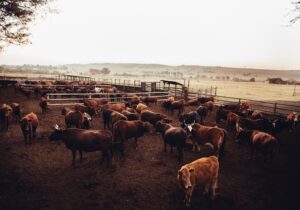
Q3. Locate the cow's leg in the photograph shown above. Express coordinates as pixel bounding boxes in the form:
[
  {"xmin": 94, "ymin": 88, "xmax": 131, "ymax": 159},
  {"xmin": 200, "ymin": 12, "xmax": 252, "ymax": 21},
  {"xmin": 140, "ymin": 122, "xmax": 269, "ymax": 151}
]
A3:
[
  {"xmin": 72, "ymin": 150, "xmax": 77, "ymax": 165},
  {"xmin": 134, "ymin": 137, "xmax": 138, "ymax": 149},
  {"xmin": 79, "ymin": 150, "xmax": 83, "ymax": 163}
]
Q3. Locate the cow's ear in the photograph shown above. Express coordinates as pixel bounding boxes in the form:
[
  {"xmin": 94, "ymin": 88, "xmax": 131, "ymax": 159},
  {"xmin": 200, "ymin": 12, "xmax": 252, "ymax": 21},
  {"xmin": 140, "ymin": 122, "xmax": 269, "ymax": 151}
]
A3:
[{"xmin": 189, "ymin": 168, "xmax": 194, "ymax": 173}]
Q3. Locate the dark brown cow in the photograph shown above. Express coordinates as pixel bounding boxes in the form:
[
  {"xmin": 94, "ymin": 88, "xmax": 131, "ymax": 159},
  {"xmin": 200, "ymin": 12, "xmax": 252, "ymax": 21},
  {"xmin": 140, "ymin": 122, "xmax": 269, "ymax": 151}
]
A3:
[
  {"xmin": 122, "ymin": 110, "xmax": 139, "ymax": 121},
  {"xmin": 20, "ymin": 112, "xmax": 39, "ymax": 144},
  {"xmin": 141, "ymin": 96, "xmax": 158, "ymax": 106},
  {"xmin": 198, "ymin": 96, "xmax": 214, "ymax": 104},
  {"xmin": 155, "ymin": 121, "xmax": 187, "ymax": 161},
  {"xmin": 187, "ymin": 123, "xmax": 227, "ymax": 157},
  {"xmin": 0, "ymin": 104, "xmax": 13, "ymax": 131},
  {"xmin": 170, "ymin": 99, "xmax": 185, "ymax": 116},
  {"xmin": 141, "ymin": 110, "xmax": 166, "ymax": 125},
  {"xmin": 49, "ymin": 125, "xmax": 112, "ymax": 166},
  {"xmin": 215, "ymin": 108, "xmax": 231, "ymax": 123},
  {"xmin": 185, "ymin": 99, "xmax": 199, "ymax": 106},
  {"xmin": 39, "ymin": 96, "xmax": 48, "ymax": 114},
  {"xmin": 196, "ymin": 105, "xmax": 208, "ymax": 123},
  {"xmin": 236, "ymin": 130, "xmax": 277, "ymax": 160},
  {"xmin": 236, "ymin": 117, "xmax": 274, "ymax": 134},
  {"xmin": 113, "ymin": 120, "xmax": 150, "ymax": 154}
]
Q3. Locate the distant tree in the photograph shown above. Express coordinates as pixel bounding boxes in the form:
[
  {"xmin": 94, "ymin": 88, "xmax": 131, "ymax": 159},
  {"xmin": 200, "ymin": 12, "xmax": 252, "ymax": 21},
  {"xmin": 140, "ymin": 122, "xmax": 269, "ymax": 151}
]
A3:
[
  {"xmin": 249, "ymin": 77, "xmax": 255, "ymax": 82},
  {"xmin": 100, "ymin": 67, "xmax": 110, "ymax": 75},
  {"xmin": 290, "ymin": 1, "xmax": 300, "ymax": 24},
  {"xmin": 89, "ymin": 67, "xmax": 110, "ymax": 75},
  {"xmin": 0, "ymin": 0, "xmax": 51, "ymax": 51}
]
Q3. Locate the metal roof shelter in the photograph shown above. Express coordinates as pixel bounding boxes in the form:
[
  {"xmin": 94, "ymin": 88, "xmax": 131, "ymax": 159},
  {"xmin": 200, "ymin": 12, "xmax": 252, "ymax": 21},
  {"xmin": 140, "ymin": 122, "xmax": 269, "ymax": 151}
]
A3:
[{"xmin": 160, "ymin": 80, "xmax": 184, "ymax": 86}]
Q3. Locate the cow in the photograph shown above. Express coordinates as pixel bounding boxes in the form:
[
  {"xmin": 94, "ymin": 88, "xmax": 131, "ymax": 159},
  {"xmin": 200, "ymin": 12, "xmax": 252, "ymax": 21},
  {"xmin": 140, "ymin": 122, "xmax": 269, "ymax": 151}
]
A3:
[
  {"xmin": 49, "ymin": 125, "xmax": 112, "ymax": 166},
  {"xmin": 170, "ymin": 99, "xmax": 185, "ymax": 116},
  {"xmin": 82, "ymin": 113, "xmax": 92, "ymax": 129},
  {"xmin": 113, "ymin": 120, "xmax": 151, "ymax": 154},
  {"xmin": 186, "ymin": 122, "xmax": 227, "ymax": 157},
  {"xmin": 185, "ymin": 99, "xmax": 199, "ymax": 106},
  {"xmin": 236, "ymin": 117, "xmax": 274, "ymax": 134},
  {"xmin": 287, "ymin": 112, "xmax": 299, "ymax": 131},
  {"xmin": 136, "ymin": 103, "xmax": 148, "ymax": 113},
  {"xmin": 198, "ymin": 96, "xmax": 215, "ymax": 104},
  {"xmin": 251, "ymin": 111, "xmax": 263, "ymax": 119},
  {"xmin": 10, "ymin": 103, "xmax": 21, "ymax": 122},
  {"xmin": 141, "ymin": 110, "xmax": 166, "ymax": 126},
  {"xmin": 236, "ymin": 130, "xmax": 277, "ymax": 160},
  {"xmin": 122, "ymin": 110, "xmax": 139, "ymax": 121},
  {"xmin": 155, "ymin": 121, "xmax": 187, "ymax": 161},
  {"xmin": 0, "ymin": 104, "xmax": 13, "ymax": 131},
  {"xmin": 63, "ymin": 109, "xmax": 85, "ymax": 128},
  {"xmin": 203, "ymin": 101, "xmax": 214, "ymax": 113},
  {"xmin": 39, "ymin": 96, "xmax": 48, "ymax": 114},
  {"xmin": 141, "ymin": 96, "xmax": 158, "ymax": 106},
  {"xmin": 219, "ymin": 103, "xmax": 240, "ymax": 111},
  {"xmin": 177, "ymin": 156, "xmax": 219, "ymax": 207},
  {"xmin": 20, "ymin": 112, "xmax": 39, "ymax": 144},
  {"xmin": 99, "ymin": 102, "xmax": 125, "ymax": 113},
  {"xmin": 240, "ymin": 101, "xmax": 250, "ymax": 111},
  {"xmin": 178, "ymin": 111, "xmax": 201, "ymax": 128},
  {"xmin": 102, "ymin": 109, "xmax": 115, "ymax": 129},
  {"xmin": 227, "ymin": 112, "xmax": 240, "ymax": 131},
  {"xmin": 215, "ymin": 108, "xmax": 231, "ymax": 123},
  {"xmin": 111, "ymin": 111, "xmax": 128, "ymax": 126},
  {"xmin": 196, "ymin": 105, "xmax": 208, "ymax": 123},
  {"xmin": 75, "ymin": 104, "xmax": 96, "ymax": 117}
]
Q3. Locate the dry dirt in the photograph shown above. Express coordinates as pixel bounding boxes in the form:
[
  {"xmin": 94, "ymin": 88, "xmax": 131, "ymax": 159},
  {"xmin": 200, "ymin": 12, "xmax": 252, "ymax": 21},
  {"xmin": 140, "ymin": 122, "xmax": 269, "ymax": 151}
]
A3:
[{"xmin": 1, "ymin": 86, "xmax": 300, "ymax": 210}]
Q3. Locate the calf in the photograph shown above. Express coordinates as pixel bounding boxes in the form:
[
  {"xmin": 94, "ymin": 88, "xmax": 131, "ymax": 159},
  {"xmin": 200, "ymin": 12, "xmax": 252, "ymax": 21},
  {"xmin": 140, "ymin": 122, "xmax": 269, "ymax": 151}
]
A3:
[
  {"xmin": 155, "ymin": 121, "xmax": 187, "ymax": 161},
  {"xmin": 177, "ymin": 156, "xmax": 219, "ymax": 207},
  {"xmin": 49, "ymin": 125, "xmax": 112, "ymax": 166},
  {"xmin": 20, "ymin": 112, "xmax": 39, "ymax": 144},
  {"xmin": 236, "ymin": 130, "xmax": 277, "ymax": 160}
]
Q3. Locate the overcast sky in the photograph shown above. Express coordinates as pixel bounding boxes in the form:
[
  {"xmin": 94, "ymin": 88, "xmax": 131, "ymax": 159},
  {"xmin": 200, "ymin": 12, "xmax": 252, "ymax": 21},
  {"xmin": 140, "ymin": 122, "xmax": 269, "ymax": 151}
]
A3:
[{"xmin": 0, "ymin": 0, "xmax": 300, "ymax": 70}]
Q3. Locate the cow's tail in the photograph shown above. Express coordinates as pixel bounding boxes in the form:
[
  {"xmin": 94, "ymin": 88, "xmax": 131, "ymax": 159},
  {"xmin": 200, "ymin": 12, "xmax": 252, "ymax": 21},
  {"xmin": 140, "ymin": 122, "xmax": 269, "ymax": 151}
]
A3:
[{"xmin": 219, "ymin": 129, "xmax": 227, "ymax": 158}]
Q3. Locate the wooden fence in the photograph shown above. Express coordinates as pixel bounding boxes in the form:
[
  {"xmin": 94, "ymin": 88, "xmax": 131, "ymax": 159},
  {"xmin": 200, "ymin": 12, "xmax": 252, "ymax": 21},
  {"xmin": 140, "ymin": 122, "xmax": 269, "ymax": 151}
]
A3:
[{"xmin": 46, "ymin": 91, "xmax": 171, "ymax": 106}]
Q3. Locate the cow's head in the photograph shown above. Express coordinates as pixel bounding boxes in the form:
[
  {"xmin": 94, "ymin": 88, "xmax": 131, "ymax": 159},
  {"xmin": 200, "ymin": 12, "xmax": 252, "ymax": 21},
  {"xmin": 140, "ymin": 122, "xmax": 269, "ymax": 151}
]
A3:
[
  {"xmin": 177, "ymin": 166, "xmax": 194, "ymax": 190},
  {"xmin": 19, "ymin": 118, "xmax": 32, "ymax": 133},
  {"xmin": 49, "ymin": 124, "xmax": 64, "ymax": 141}
]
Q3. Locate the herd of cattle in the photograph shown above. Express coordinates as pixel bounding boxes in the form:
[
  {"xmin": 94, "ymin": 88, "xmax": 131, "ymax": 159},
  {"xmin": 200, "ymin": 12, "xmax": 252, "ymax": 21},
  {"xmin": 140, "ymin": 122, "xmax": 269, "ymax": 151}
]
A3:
[{"xmin": 0, "ymin": 82, "xmax": 299, "ymax": 207}]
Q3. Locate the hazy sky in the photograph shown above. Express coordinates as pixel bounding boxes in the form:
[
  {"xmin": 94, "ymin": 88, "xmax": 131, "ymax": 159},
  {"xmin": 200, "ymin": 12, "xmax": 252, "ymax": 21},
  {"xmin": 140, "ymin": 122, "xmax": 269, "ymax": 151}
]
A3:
[{"xmin": 0, "ymin": 0, "xmax": 300, "ymax": 70}]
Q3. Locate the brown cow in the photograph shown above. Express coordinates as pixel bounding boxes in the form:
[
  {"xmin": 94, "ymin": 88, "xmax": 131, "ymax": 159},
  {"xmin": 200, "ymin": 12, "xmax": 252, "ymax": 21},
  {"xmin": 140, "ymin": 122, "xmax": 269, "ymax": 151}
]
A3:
[
  {"xmin": 227, "ymin": 112, "xmax": 240, "ymax": 131},
  {"xmin": 236, "ymin": 130, "xmax": 277, "ymax": 160},
  {"xmin": 136, "ymin": 103, "xmax": 148, "ymax": 113},
  {"xmin": 185, "ymin": 99, "xmax": 199, "ymax": 106},
  {"xmin": 177, "ymin": 156, "xmax": 219, "ymax": 207},
  {"xmin": 141, "ymin": 110, "xmax": 166, "ymax": 126},
  {"xmin": 20, "ymin": 112, "xmax": 39, "ymax": 144},
  {"xmin": 203, "ymin": 101, "xmax": 214, "ymax": 113},
  {"xmin": 99, "ymin": 102, "xmax": 125, "ymax": 113},
  {"xmin": 287, "ymin": 112, "xmax": 299, "ymax": 131},
  {"xmin": 251, "ymin": 111, "xmax": 263, "ymax": 119},
  {"xmin": 10, "ymin": 103, "xmax": 21, "ymax": 122},
  {"xmin": 49, "ymin": 125, "xmax": 112, "ymax": 166},
  {"xmin": 187, "ymin": 123, "xmax": 227, "ymax": 157},
  {"xmin": 111, "ymin": 111, "xmax": 128, "ymax": 126},
  {"xmin": 113, "ymin": 120, "xmax": 150, "ymax": 153},
  {"xmin": 198, "ymin": 96, "xmax": 215, "ymax": 104}
]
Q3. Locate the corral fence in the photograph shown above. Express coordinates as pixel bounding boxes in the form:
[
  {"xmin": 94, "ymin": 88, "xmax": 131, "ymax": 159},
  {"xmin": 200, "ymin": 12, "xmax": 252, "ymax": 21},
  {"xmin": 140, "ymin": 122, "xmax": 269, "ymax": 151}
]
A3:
[
  {"xmin": 197, "ymin": 94, "xmax": 300, "ymax": 118},
  {"xmin": 46, "ymin": 91, "xmax": 171, "ymax": 106}
]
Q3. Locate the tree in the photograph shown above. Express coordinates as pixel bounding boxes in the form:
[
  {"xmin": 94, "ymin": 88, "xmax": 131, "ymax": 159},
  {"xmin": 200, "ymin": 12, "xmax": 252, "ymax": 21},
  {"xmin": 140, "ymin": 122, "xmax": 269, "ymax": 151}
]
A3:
[
  {"xmin": 290, "ymin": 1, "xmax": 300, "ymax": 24},
  {"xmin": 0, "ymin": 0, "xmax": 50, "ymax": 51}
]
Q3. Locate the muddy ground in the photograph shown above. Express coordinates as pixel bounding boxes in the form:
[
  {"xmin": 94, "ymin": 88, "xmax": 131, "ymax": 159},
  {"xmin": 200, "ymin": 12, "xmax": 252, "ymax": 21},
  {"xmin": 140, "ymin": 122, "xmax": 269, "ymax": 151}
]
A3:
[{"xmin": 1, "ymin": 86, "xmax": 300, "ymax": 210}]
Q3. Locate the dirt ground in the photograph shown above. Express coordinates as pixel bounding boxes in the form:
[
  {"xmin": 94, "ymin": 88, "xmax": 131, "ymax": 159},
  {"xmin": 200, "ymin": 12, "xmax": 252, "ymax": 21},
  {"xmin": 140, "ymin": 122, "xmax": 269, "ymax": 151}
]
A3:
[{"xmin": 1, "ymin": 86, "xmax": 300, "ymax": 210}]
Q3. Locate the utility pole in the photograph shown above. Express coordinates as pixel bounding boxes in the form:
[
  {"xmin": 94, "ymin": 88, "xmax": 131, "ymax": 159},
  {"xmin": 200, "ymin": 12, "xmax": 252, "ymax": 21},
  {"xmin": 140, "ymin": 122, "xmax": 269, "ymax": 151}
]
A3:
[{"xmin": 293, "ymin": 84, "xmax": 296, "ymax": 96}]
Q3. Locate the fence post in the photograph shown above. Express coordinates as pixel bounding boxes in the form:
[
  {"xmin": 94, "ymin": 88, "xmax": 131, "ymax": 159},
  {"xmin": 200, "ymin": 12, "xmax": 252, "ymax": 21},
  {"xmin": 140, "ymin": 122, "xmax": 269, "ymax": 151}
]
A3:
[
  {"xmin": 214, "ymin": 87, "xmax": 217, "ymax": 96},
  {"xmin": 274, "ymin": 103, "xmax": 277, "ymax": 115},
  {"xmin": 238, "ymin": 98, "xmax": 241, "ymax": 105}
]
